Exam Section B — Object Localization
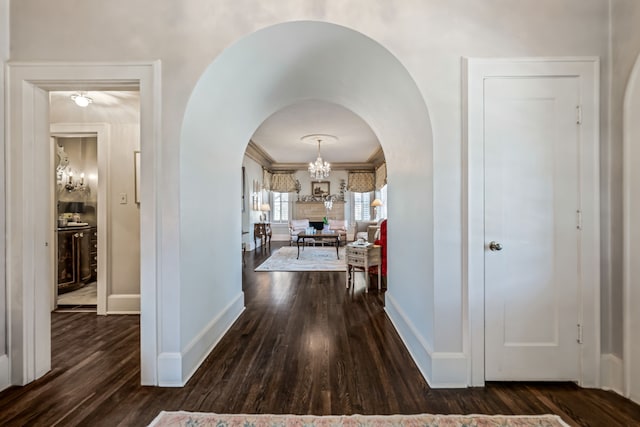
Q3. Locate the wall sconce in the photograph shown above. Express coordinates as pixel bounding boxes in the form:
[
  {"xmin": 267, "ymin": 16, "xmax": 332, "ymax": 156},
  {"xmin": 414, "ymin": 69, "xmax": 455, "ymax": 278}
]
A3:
[{"xmin": 63, "ymin": 170, "xmax": 87, "ymax": 192}]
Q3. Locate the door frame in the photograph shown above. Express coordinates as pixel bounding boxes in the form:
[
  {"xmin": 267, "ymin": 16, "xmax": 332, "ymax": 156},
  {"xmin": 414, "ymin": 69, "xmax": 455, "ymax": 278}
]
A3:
[
  {"xmin": 463, "ymin": 57, "xmax": 600, "ymax": 387},
  {"xmin": 51, "ymin": 123, "xmax": 110, "ymax": 315},
  {"xmin": 6, "ymin": 62, "xmax": 161, "ymax": 385},
  {"xmin": 624, "ymin": 53, "xmax": 640, "ymax": 403}
]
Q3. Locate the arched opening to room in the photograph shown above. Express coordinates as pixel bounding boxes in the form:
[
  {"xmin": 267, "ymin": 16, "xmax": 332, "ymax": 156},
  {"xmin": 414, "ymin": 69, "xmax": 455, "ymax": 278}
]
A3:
[{"xmin": 176, "ymin": 21, "xmax": 434, "ymax": 386}]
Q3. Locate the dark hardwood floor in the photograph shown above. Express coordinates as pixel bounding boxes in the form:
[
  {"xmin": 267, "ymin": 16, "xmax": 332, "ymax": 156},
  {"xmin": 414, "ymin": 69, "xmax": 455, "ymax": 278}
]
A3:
[{"xmin": 1, "ymin": 241, "xmax": 639, "ymax": 426}]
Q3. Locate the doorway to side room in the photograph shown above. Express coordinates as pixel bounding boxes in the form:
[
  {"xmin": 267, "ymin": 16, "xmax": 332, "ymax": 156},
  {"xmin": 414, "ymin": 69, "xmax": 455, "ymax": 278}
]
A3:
[{"xmin": 52, "ymin": 133, "xmax": 99, "ymax": 312}]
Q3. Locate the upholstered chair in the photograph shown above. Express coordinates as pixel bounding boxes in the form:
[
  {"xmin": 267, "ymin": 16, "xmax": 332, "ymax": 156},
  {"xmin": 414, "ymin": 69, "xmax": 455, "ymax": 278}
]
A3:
[
  {"xmin": 368, "ymin": 218, "xmax": 387, "ymax": 289},
  {"xmin": 354, "ymin": 220, "xmax": 379, "ymax": 242},
  {"xmin": 326, "ymin": 219, "xmax": 348, "ymax": 246},
  {"xmin": 289, "ymin": 219, "xmax": 313, "ymax": 246}
]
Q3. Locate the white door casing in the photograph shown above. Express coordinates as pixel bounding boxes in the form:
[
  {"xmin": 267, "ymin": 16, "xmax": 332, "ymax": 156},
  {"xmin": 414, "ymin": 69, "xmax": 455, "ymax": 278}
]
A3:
[
  {"xmin": 51, "ymin": 123, "xmax": 111, "ymax": 316},
  {"xmin": 465, "ymin": 57, "xmax": 600, "ymax": 387},
  {"xmin": 484, "ymin": 76, "xmax": 580, "ymax": 380},
  {"xmin": 6, "ymin": 62, "xmax": 161, "ymax": 386}
]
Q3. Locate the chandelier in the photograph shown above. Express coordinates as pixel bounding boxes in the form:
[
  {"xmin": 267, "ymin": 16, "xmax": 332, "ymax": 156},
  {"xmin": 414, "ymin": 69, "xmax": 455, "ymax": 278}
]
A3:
[{"xmin": 304, "ymin": 135, "xmax": 335, "ymax": 179}]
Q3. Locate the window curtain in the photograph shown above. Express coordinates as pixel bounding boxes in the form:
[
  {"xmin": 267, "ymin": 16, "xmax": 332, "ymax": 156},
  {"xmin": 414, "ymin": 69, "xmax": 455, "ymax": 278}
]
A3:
[
  {"xmin": 375, "ymin": 163, "xmax": 387, "ymax": 190},
  {"xmin": 347, "ymin": 171, "xmax": 375, "ymax": 192},
  {"xmin": 270, "ymin": 172, "xmax": 298, "ymax": 192},
  {"xmin": 262, "ymin": 169, "xmax": 272, "ymax": 191}
]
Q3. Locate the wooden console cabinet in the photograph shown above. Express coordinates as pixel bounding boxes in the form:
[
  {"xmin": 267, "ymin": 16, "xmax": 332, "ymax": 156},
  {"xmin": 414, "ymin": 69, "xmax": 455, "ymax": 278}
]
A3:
[
  {"xmin": 57, "ymin": 226, "xmax": 97, "ymax": 294},
  {"xmin": 254, "ymin": 222, "xmax": 272, "ymax": 248}
]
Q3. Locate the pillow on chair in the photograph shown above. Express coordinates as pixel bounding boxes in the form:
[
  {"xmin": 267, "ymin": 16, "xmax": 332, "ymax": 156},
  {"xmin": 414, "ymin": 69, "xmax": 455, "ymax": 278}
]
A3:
[
  {"xmin": 289, "ymin": 219, "xmax": 312, "ymax": 245},
  {"xmin": 290, "ymin": 219, "xmax": 310, "ymax": 230},
  {"xmin": 355, "ymin": 220, "xmax": 378, "ymax": 241},
  {"xmin": 328, "ymin": 219, "xmax": 347, "ymax": 232},
  {"xmin": 326, "ymin": 219, "xmax": 347, "ymax": 245}
]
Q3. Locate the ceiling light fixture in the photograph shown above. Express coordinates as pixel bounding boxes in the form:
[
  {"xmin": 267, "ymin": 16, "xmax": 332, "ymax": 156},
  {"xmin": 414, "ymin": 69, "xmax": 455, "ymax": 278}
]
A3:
[
  {"xmin": 302, "ymin": 134, "xmax": 336, "ymax": 180},
  {"xmin": 71, "ymin": 92, "xmax": 93, "ymax": 107}
]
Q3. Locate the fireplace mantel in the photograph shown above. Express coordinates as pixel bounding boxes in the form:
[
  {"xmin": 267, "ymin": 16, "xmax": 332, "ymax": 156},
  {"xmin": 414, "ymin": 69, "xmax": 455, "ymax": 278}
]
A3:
[{"xmin": 293, "ymin": 201, "xmax": 345, "ymax": 221}]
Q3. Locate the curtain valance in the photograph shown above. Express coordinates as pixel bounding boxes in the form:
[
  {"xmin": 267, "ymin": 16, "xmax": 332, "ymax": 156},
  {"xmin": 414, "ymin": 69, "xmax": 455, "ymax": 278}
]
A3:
[
  {"xmin": 269, "ymin": 172, "xmax": 298, "ymax": 192},
  {"xmin": 375, "ymin": 163, "xmax": 387, "ymax": 190},
  {"xmin": 347, "ymin": 171, "xmax": 375, "ymax": 192}
]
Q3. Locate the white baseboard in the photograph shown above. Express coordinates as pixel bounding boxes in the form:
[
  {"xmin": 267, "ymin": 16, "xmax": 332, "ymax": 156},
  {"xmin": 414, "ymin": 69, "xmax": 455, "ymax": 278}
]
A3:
[
  {"xmin": 157, "ymin": 292, "xmax": 244, "ymax": 387},
  {"xmin": 0, "ymin": 354, "xmax": 9, "ymax": 392},
  {"xmin": 385, "ymin": 292, "xmax": 468, "ymax": 388},
  {"xmin": 601, "ymin": 353, "xmax": 624, "ymax": 396},
  {"xmin": 430, "ymin": 351, "xmax": 469, "ymax": 388},
  {"xmin": 107, "ymin": 294, "xmax": 140, "ymax": 314},
  {"xmin": 181, "ymin": 293, "xmax": 244, "ymax": 385},
  {"xmin": 157, "ymin": 352, "xmax": 183, "ymax": 387}
]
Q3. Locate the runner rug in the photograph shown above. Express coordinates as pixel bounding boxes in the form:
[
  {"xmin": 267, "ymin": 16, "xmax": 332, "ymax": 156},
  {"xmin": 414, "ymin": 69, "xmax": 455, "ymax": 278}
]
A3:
[
  {"xmin": 148, "ymin": 412, "xmax": 571, "ymax": 427},
  {"xmin": 255, "ymin": 246, "xmax": 346, "ymax": 272}
]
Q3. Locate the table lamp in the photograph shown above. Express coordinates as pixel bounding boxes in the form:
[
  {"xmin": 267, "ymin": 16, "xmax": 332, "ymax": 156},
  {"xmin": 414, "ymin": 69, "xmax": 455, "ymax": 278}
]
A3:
[{"xmin": 260, "ymin": 203, "xmax": 271, "ymax": 222}]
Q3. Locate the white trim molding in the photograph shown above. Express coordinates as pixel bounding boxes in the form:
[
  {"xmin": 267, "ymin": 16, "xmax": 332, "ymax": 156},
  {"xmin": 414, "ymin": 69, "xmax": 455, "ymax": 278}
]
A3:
[
  {"xmin": 0, "ymin": 355, "xmax": 9, "ymax": 392},
  {"xmin": 5, "ymin": 61, "xmax": 161, "ymax": 386},
  {"xmin": 158, "ymin": 293, "xmax": 244, "ymax": 387},
  {"xmin": 51, "ymin": 123, "xmax": 110, "ymax": 316},
  {"xmin": 464, "ymin": 57, "xmax": 601, "ymax": 387},
  {"xmin": 624, "ymin": 53, "xmax": 640, "ymax": 404},
  {"xmin": 385, "ymin": 292, "xmax": 468, "ymax": 388},
  {"xmin": 107, "ymin": 294, "xmax": 141, "ymax": 314},
  {"xmin": 600, "ymin": 353, "xmax": 624, "ymax": 396}
]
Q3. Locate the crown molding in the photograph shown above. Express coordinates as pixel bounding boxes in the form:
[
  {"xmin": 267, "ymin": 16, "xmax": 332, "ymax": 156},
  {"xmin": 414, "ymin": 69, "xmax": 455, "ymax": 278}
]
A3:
[
  {"xmin": 367, "ymin": 146, "xmax": 386, "ymax": 167},
  {"xmin": 246, "ymin": 140, "xmax": 381, "ymax": 172},
  {"xmin": 270, "ymin": 162, "xmax": 374, "ymax": 172},
  {"xmin": 245, "ymin": 140, "xmax": 274, "ymax": 168}
]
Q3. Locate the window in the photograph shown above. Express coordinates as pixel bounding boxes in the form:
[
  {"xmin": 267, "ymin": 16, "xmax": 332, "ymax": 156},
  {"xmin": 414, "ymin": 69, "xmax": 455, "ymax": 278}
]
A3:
[
  {"xmin": 272, "ymin": 192, "xmax": 289, "ymax": 222},
  {"xmin": 352, "ymin": 191, "xmax": 371, "ymax": 221}
]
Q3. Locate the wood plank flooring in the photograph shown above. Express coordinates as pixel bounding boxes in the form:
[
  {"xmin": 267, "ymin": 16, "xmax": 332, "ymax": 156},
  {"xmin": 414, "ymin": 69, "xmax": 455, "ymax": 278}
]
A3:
[{"xmin": 0, "ymin": 242, "xmax": 639, "ymax": 426}]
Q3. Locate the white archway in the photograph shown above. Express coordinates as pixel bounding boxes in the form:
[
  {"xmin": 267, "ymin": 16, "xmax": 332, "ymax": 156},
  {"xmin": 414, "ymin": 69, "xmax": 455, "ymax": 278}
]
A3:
[
  {"xmin": 624, "ymin": 53, "xmax": 640, "ymax": 404},
  {"xmin": 171, "ymin": 21, "xmax": 438, "ymax": 386}
]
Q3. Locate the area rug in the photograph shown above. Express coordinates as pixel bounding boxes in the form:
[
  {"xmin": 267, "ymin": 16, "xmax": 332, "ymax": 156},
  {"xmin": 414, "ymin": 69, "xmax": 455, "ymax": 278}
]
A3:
[
  {"xmin": 148, "ymin": 412, "xmax": 571, "ymax": 427},
  {"xmin": 255, "ymin": 246, "xmax": 346, "ymax": 272}
]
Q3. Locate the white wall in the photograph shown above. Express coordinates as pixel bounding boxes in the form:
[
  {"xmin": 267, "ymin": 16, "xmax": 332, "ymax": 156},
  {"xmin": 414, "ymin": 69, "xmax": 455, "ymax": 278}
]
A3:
[
  {"xmin": 609, "ymin": 0, "xmax": 640, "ymax": 357},
  {"xmin": 50, "ymin": 94, "xmax": 141, "ymax": 309},
  {"xmin": 614, "ymin": 0, "xmax": 640, "ymax": 403},
  {"xmin": 7, "ymin": 0, "xmax": 620, "ymax": 387}
]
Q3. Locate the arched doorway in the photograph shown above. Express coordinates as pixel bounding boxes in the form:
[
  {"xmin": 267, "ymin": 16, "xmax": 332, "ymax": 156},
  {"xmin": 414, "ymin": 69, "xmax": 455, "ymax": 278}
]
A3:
[{"xmin": 173, "ymin": 21, "xmax": 435, "ymax": 386}]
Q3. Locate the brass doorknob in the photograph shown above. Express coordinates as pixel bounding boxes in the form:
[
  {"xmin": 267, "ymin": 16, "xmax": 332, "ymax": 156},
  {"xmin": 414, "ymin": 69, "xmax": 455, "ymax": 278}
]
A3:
[{"xmin": 489, "ymin": 241, "xmax": 503, "ymax": 251}]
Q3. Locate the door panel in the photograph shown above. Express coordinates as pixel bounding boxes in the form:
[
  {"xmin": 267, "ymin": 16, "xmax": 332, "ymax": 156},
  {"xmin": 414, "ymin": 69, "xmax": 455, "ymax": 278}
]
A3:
[{"xmin": 484, "ymin": 76, "xmax": 580, "ymax": 381}]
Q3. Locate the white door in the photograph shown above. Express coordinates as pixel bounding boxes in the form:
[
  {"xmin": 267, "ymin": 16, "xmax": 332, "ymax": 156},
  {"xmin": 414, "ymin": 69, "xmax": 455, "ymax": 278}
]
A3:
[{"xmin": 484, "ymin": 76, "xmax": 581, "ymax": 381}]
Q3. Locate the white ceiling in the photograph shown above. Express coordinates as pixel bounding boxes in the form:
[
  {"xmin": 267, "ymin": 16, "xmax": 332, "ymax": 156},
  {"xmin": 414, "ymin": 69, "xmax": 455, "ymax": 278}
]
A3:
[
  {"xmin": 49, "ymin": 91, "xmax": 140, "ymax": 123},
  {"xmin": 50, "ymin": 93, "xmax": 381, "ymax": 164},
  {"xmin": 251, "ymin": 100, "xmax": 381, "ymax": 164}
]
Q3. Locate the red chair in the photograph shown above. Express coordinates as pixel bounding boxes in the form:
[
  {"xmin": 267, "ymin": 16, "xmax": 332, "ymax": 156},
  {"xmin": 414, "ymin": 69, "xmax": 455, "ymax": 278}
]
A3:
[{"xmin": 369, "ymin": 219, "xmax": 387, "ymax": 288}]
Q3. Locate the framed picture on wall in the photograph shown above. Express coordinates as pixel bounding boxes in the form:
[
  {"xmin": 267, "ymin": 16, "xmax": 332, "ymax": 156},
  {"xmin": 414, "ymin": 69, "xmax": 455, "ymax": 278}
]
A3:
[{"xmin": 311, "ymin": 181, "xmax": 330, "ymax": 197}]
